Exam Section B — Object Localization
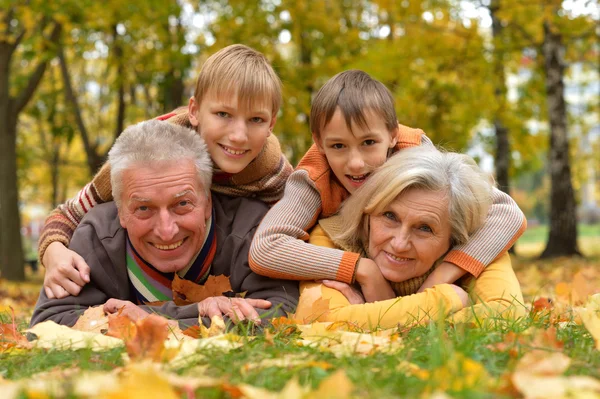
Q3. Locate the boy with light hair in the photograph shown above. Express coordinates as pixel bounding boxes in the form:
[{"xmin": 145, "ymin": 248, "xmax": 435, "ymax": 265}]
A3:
[
  {"xmin": 39, "ymin": 44, "xmax": 293, "ymax": 299},
  {"xmin": 249, "ymin": 70, "xmax": 527, "ymax": 302}
]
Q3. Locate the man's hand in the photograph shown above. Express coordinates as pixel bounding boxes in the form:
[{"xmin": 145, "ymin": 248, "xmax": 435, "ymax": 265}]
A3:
[
  {"xmin": 354, "ymin": 258, "xmax": 396, "ymax": 302},
  {"xmin": 321, "ymin": 280, "xmax": 365, "ymax": 304},
  {"xmin": 43, "ymin": 242, "xmax": 91, "ymax": 299},
  {"xmin": 417, "ymin": 261, "xmax": 467, "ymax": 293},
  {"xmin": 197, "ymin": 297, "xmax": 271, "ymax": 325},
  {"xmin": 104, "ymin": 299, "xmax": 150, "ymax": 322}
]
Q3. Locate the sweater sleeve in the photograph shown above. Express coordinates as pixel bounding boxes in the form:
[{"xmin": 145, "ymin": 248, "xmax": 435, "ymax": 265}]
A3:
[
  {"xmin": 249, "ymin": 170, "xmax": 360, "ymax": 284},
  {"xmin": 443, "ymin": 188, "xmax": 527, "ymax": 277},
  {"xmin": 296, "ymin": 282, "xmax": 463, "ymax": 329},
  {"xmin": 450, "ymin": 252, "xmax": 526, "ymax": 322},
  {"xmin": 37, "ymin": 163, "xmax": 114, "ymax": 266}
]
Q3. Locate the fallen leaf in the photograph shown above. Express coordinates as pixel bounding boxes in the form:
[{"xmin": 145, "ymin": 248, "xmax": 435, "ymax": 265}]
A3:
[
  {"xmin": 312, "ymin": 369, "xmax": 354, "ymax": 398},
  {"xmin": 172, "ymin": 274, "xmax": 232, "ymax": 306},
  {"xmin": 427, "ymin": 353, "xmax": 490, "ymax": 392},
  {"xmin": 200, "ymin": 315, "xmax": 226, "ymax": 338},
  {"xmin": 27, "ymin": 321, "xmax": 123, "ymax": 351},
  {"xmin": 532, "ymin": 297, "xmax": 554, "ymax": 312},
  {"xmin": 0, "ymin": 320, "xmax": 30, "ymax": 350},
  {"xmin": 572, "ymin": 270, "xmax": 599, "ymax": 306},
  {"xmin": 125, "ymin": 314, "xmax": 170, "ymax": 362},
  {"xmin": 105, "ymin": 362, "xmax": 179, "ymax": 399},
  {"xmin": 106, "ymin": 313, "xmax": 137, "ymax": 340},
  {"xmin": 72, "ymin": 306, "xmax": 108, "ymax": 334}
]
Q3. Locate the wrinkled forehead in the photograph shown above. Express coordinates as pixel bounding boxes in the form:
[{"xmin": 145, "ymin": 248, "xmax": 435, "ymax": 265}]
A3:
[{"xmin": 121, "ymin": 159, "xmax": 206, "ymax": 196}]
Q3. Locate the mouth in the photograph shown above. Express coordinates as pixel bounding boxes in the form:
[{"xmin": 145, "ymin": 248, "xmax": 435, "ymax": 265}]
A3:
[
  {"xmin": 384, "ymin": 251, "xmax": 413, "ymax": 263},
  {"xmin": 346, "ymin": 173, "xmax": 371, "ymax": 185},
  {"xmin": 151, "ymin": 238, "xmax": 187, "ymax": 251},
  {"xmin": 219, "ymin": 144, "xmax": 249, "ymax": 157}
]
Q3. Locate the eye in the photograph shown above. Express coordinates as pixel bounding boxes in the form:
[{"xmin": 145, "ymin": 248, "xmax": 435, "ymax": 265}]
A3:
[
  {"xmin": 178, "ymin": 200, "xmax": 190, "ymax": 207},
  {"xmin": 216, "ymin": 111, "xmax": 230, "ymax": 118},
  {"xmin": 419, "ymin": 225, "xmax": 433, "ymax": 233},
  {"xmin": 363, "ymin": 139, "xmax": 376, "ymax": 146},
  {"xmin": 383, "ymin": 211, "xmax": 396, "ymax": 221},
  {"xmin": 331, "ymin": 143, "xmax": 345, "ymax": 149},
  {"xmin": 250, "ymin": 116, "xmax": 265, "ymax": 123}
]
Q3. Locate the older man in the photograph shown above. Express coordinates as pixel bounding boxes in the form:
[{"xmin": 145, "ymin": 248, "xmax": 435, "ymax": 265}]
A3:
[{"xmin": 30, "ymin": 120, "xmax": 298, "ymax": 328}]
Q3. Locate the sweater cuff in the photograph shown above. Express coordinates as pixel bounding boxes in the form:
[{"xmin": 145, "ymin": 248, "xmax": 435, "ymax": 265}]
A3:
[
  {"xmin": 443, "ymin": 250, "xmax": 485, "ymax": 278},
  {"xmin": 435, "ymin": 284, "xmax": 465, "ymax": 314},
  {"xmin": 337, "ymin": 252, "xmax": 360, "ymax": 284}
]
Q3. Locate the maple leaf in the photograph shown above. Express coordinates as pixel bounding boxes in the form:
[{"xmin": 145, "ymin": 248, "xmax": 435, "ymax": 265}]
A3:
[
  {"xmin": 72, "ymin": 306, "xmax": 108, "ymax": 334},
  {"xmin": 172, "ymin": 274, "xmax": 233, "ymax": 306},
  {"xmin": 106, "ymin": 313, "xmax": 137, "ymax": 341},
  {"xmin": 293, "ymin": 284, "xmax": 331, "ymax": 323},
  {"xmin": 125, "ymin": 314, "xmax": 170, "ymax": 362}
]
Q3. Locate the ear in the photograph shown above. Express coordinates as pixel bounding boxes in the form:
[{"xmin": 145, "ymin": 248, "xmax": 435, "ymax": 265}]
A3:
[
  {"xmin": 188, "ymin": 97, "xmax": 200, "ymax": 127},
  {"xmin": 118, "ymin": 209, "xmax": 128, "ymax": 230},
  {"xmin": 268, "ymin": 114, "xmax": 277, "ymax": 137},
  {"xmin": 204, "ymin": 193, "xmax": 212, "ymax": 221},
  {"xmin": 312, "ymin": 133, "xmax": 325, "ymax": 154},
  {"xmin": 390, "ymin": 123, "xmax": 399, "ymax": 148}
]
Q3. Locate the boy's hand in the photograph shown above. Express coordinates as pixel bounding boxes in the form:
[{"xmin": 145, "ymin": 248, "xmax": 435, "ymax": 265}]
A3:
[
  {"xmin": 417, "ymin": 262, "xmax": 467, "ymax": 293},
  {"xmin": 354, "ymin": 258, "xmax": 396, "ymax": 302},
  {"xmin": 43, "ymin": 242, "xmax": 91, "ymax": 299},
  {"xmin": 322, "ymin": 280, "xmax": 365, "ymax": 304}
]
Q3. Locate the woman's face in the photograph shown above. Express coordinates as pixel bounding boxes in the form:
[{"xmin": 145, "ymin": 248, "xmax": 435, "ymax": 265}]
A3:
[{"xmin": 367, "ymin": 188, "xmax": 453, "ymax": 283}]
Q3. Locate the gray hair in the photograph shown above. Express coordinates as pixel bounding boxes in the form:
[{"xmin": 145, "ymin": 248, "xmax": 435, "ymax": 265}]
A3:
[
  {"xmin": 334, "ymin": 146, "xmax": 494, "ymax": 250},
  {"xmin": 108, "ymin": 120, "xmax": 213, "ymax": 208}
]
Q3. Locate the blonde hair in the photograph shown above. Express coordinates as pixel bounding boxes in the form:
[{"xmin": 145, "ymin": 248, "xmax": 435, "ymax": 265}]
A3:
[
  {"xmin": 194, "ymin": 44, "xmax": 282, "ymax": 116},
  {"xmin": 334, "ymin": 146, "xmax": 494, "ymax": 250},
  {"xmin": 109, "ymin": 120, "xmax": 213, "ymax": 208},
  {"xmin": 310, "ymin": 70, "xmax": 398, "ymax": 140}
]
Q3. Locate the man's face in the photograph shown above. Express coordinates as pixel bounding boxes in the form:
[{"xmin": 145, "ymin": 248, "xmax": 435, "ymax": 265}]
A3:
[
  {"xmin": 188, "ymin": 90, "xmax": 276, "ymax": 174},
  {"xmin": 315, "ymin": 107, "xmax": 398, "ymax": 194},
  {"xmin": 118, "ymin": 160, "xmax": 211, "ymax": 273}
]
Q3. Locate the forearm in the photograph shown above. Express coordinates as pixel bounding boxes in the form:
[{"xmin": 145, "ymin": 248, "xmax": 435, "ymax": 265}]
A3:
[
  {"xmin": 38, "ymin": 163, "xmax": 113, "ymax": 265},
  {"xmin": 319, "ymin": 284, "xmax": 464, "ymax": 329},
  {"xmin": 444, "ymin": 188, "xmax": 527, "ymax": 277},
  {"xmin": 249, "ymin": 171, "xmax": 358, "ymax": 283}
]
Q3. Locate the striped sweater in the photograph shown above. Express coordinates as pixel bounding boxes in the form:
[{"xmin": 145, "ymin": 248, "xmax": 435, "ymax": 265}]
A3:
[
  {"xmin": 38, "ymin": 108, "xmax": 293, "ymax": 264},
  {"xmin": 249, "ymin": 125, "xmax": 527, "ymax": 284}
]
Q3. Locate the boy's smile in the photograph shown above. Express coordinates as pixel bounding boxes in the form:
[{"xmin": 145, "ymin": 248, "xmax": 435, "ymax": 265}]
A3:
[
  {"xmin": 188, "ymin": 91, "xmax": 276, "ymax": 174},
  {"xmin": 315, "ymin": 107, "xmax": 398, "ymax": 194}
]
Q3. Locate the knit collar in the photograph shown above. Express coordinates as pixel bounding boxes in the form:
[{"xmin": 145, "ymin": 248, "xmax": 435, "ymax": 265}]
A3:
[{"xmin": 125, "ymin": 208, "xmax": 216, "ymax": 304}]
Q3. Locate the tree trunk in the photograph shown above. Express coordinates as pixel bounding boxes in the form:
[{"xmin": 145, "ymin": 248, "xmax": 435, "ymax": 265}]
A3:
[
  {"xmin": 489, "ymin": 0, "xmax": 515, "ymax": 254},
  {"xmin": 0, "ymin": 44, "xmax": 25, "ymax": 281},
  {"xmin": 540, "ymin": 22, "xmax": 580, "ymax": 258}
]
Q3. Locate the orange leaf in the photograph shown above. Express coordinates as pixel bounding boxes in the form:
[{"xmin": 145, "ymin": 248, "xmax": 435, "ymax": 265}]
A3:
[
  {"xmin": 172, "ymin": 274, "xmax": 233, "ymax": 306},
  {"xmin": 126, "ymin": 314, "xmax": 170, "ymax": 362},
  {"xmin": 0, "ymin": 307, "xmax": 30, "ymax": 350},
  {"xmin": 72, "ymin": 306, "xmax": 108, "ymax": 333},
  {"xmin": 106, "ymin": 313, "xmax": 137, "ymax": 341},
  {"xmin": 182, "ymin": 325, "xmax": 201, "ymax": 339},
  {"xmin": 572, "ymin": 270, "xmax": 598, "ymax": 306},
  {"xmin": 532, "ymin": 297, "xmax": 553, "ymax": 312}
]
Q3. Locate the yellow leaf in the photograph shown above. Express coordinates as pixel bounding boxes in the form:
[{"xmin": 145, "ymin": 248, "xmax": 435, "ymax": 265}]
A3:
[
  {"xmin": 27, "ymin": 321, "xmax": 123, "ymax": 351},
  {"xmin": 105, "ymin": 363, "xmax": 179, "ymax": 399},
  {"xmin": 312, "ymin": 369, "xmax": 354, "ymax": 399},
  {"xmin": 200, "ymin": 315, "xmax": 226, "ymax": 338},
  {"xmin": 72, "ymin": 306, "xmax": 109, "ymax": 334}
]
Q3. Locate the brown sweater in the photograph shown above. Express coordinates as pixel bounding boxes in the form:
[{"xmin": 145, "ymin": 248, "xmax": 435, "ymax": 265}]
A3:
[
  {"xmin": 30, "ymin": 193, "xmax": 299, "ymax": 328},
  {"xmin": 37, "ymin": 107, "xmax": 293, "ymax": 265}
]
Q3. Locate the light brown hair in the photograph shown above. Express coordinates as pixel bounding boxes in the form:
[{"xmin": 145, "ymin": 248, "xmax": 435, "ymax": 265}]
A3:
[
  {"xmin": 310, "ymin": 70, "xmax": 398, "ymax": 140},
  {"xmin": 194, "ymin": 44, "xmax": 282, "ymax": 115}
]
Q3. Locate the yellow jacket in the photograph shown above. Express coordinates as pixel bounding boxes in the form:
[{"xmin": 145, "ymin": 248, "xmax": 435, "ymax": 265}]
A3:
[{"xmin": 295, "ymin": 225, "xmax": 525, "ymax": 329}]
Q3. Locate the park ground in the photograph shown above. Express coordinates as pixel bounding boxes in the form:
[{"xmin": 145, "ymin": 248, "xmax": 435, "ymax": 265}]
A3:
[{"xmin": 1, "ymin": 225, "xmax": 599, "ymax": 398}]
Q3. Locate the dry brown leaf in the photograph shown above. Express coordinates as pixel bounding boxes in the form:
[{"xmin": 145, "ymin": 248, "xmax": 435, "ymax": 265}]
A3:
[
  {"xmin": 125, "ymin": 314, "xmax": 170, "ymax": 362},
  {"xmin": 172, "ymin": 274, "xmax": 233, "ymax": 305},
  {"xmin": 72, "ymin": 306, "xmax": 109, "ymax": 334}
]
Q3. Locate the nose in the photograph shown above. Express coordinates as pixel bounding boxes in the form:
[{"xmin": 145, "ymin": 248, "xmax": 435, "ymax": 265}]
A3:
[
  {"xmin": 228, "ymin": 119, "xmax": 248, "ymax": 146},
  {"xmin": 389, "ymin": 229, "xmax": 411, "ymax": 253},
  {"xmin": 347, "ymin": 151, "xmax": 365, "ymax": 173},
  {"xmin": 154, "ymin": 209, "xmax": 179, "ymax": 242}
]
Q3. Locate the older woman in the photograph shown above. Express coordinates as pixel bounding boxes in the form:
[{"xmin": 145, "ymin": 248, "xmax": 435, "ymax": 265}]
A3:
[{"xmin": 295, "ymin": 146, "xmax": 524, "ymax": 328}]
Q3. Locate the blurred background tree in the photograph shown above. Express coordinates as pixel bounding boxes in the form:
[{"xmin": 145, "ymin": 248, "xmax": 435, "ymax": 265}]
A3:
[{"xmin": 0, "ymin": 0, "xmax": 598, "ymax": 280}]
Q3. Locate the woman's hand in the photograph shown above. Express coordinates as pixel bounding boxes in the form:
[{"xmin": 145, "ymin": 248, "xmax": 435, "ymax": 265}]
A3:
[
  {"xmin": 354, "ymin": 258, "xmax": 396, "ymax": 302},
  {"xmin": 322, "ymin": 280, "xmax": 365, "ymax": 304},
  {"xmin": 449, "ymin": 284, "xmax": 469, "ymax": 308},
  {"xmin": 42, "ymin": 242, "xmax": 91, "ymax": 299}
]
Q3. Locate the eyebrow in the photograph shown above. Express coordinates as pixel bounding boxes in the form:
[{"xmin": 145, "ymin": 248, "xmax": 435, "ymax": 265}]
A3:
[
  {"xmin": 130, "ymin": 197, "xmax": 150, "ymax": 203},
  {"xmin": 174, "ymin": 190, "xmax": 195, "ymax": 199}
]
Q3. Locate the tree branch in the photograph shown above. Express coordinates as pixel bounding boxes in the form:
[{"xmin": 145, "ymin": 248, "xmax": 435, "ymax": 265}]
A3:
[{"xmin": 14, "ymin": 23, "xmax": 61, "ymax": 114}]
